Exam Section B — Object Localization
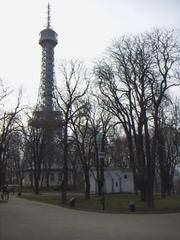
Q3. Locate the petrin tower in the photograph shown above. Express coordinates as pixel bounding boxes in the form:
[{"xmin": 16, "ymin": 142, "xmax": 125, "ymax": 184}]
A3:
[
  {"xmin": 30, "ymin": 4, "xmax": 61, "ymax": 187},
  {"xmin": 36, "ymin": 4, "xmax": 59, "ymax": 122},
  {"xmin": 32, "ymin": 4, "xmax": 60, "ymax": 127}
]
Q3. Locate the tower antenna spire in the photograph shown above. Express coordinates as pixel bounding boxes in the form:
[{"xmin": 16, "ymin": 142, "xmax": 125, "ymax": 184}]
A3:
[{"xmin": 47, "ymin": 2, "xmax": 51, "ymax": 28}]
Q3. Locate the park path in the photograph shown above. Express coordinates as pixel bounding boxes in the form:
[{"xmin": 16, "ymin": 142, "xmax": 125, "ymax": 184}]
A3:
[{"xmin": 0, "ymin": 196, "xmax": 180, "ymax": 240}]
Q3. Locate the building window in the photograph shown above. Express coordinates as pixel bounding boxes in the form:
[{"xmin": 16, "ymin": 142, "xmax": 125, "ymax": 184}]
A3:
[{"xmin": 124, "ymin": 174, "xmax": 127, "ymax": 179}]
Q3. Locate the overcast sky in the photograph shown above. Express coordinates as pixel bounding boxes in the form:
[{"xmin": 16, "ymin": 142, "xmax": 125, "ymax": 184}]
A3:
[{"xmin": 0, "ymin": 0, "xmax": 180, "ymax": 107}]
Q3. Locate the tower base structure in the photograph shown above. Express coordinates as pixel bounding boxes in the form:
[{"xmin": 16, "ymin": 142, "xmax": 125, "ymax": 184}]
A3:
[{"xmin": 29, "ymin": 110, "xmax": 63, "ymax": 129}]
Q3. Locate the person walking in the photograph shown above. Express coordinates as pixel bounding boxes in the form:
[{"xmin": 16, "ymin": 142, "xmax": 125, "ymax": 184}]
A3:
[
  {"xmin": 2, "ymin": 185, "xmax": 9, "ymax": 201},
  {"xmin": 6, "ymin": 185, "xmax": 9, "ymax": 200}
]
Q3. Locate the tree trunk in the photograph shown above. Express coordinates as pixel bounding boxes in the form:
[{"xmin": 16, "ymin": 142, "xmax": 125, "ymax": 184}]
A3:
[
  {"xmin": 84, "ymin": 171, "xmax": 90, "ymax": 199},
  {"xmin": 61, "ymin": 124, "xmax": 68, "ymax": 205},
  {"xmin": 144, "ymin": 117, "xmax": 155, "ymax": 208},
  {"xmin": 34, "ymin": 177, "xmax": 40, "ymax": 194},
  {"xmin": 45, "ymin": 171, "xmax": 50, "ymax": 190},
  {"xmin": 0, "ymin": 162, "xmax": 5, "ymax": 188},
  {"xmin": 126, "ymin": 133, "xmax": 139, "ymax": 195},
  {"xmin": 160, "ymin": 171, "xmax": 167, "ymax": 198}
]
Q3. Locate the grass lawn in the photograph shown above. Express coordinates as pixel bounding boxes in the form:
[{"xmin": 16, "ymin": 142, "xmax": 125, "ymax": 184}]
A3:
[{"xmin": 19, "ymin": 192, "xmax": 180, "ymax": 213}]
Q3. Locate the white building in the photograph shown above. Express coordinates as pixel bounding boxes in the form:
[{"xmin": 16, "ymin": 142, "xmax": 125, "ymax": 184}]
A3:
[
  {"xmin": 89, "ymin": 167, "xmax": 134, "ymax": 194},
  {"xmin": 174, "ymin": 169, "xmax": 180, "ymax": 194}
]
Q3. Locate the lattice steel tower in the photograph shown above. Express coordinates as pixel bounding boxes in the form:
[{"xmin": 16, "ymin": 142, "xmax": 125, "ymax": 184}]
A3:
[
  {"xmin": 31, "ymin": 3, "xmax": 61, "ymax": 128},
  {"xmin": 38, "ymin": 3, "xmax": 57, "ymax": 112},
  {"xmin": 29, "ymin": 4, "xmax": 62, "ymax": 188}
]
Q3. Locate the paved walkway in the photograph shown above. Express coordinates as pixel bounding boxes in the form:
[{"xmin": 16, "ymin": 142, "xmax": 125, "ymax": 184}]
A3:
[{"xmin": 0, "ymin": 196, "xmax": 180, "ymax": 240}]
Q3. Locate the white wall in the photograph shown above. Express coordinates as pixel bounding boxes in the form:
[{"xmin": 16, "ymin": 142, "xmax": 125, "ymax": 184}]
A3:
[{"xmin": 89, "ymin": 168, "xmax": 134, "ymax": 194}]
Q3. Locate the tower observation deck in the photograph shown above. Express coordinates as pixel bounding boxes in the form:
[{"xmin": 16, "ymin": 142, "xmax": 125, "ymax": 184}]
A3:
[{"xmin": 30, "ymin": 4, "xmax": 61, "ymax": 128}]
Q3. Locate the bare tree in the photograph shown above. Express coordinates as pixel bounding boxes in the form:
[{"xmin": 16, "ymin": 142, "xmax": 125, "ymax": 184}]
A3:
[
  {"xmin": 88, "ymin": 102, "xmax": 112, "ymax": 196},
  {"xmin": 146, "ymin": 29, "xmax": 180, "ymax": 201},
  {"xmin": 156, "ymin": 100, "xmax": 180, "ymax": 197},
  {"xmin": 109, "ymin": 131, "xmax": 131, "ymax": 169},
  {"xmin": 21, "ymin": 118, "xmax": 45, "ymax": 194},
  {"xmin": 5, "ymin": 127, "xmax": 31, "ymax": 195},
  {"xmin": 0, "ymin": 91, "xmax": 22, "ymax": 188},
  {"xmin": 18, "ymin": 108, "xmax": 47, "ymax": 194},
  {"xmin": 94, "ymin": 28, "xmax": 180, "ymax": 208},
  {"xmin": 70, "ymin": 102, "xmax": 93, "ymax": 199},
  {"xmin": 55, "ymin": 59, "xmax": 89, "ymax": 204}
]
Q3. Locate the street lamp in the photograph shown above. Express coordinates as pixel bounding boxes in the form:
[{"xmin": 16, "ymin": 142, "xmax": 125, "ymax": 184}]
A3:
[
  {"xmin": 98, "ymin": 151, "xmax": 105, "ymax": 210},
  {"xmin": 96, "ymin": 132, "xmax": 106, "ymax": 210}
]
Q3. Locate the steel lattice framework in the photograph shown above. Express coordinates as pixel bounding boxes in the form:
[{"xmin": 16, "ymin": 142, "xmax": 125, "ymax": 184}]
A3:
[
  {"xmin": 28, "ymin": 4, "xmax": 63, "ymax": 188},
  {"xmin": 38, "ymin": 28, "xmax": 57, "ymax": 112},
  {"xmin": 30, "ymin": 4, "xmax": 62, "ymax": 129}
]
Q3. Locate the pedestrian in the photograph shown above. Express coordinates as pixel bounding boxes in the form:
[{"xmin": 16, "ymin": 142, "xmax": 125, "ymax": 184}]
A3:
[
  {"xmin": 1, "ymin": 187, "xmax": 4, "ymax": 200},
  {"xmin": 2, "ymin": 185, "xmax": 9, "ymax": 201},
  {"xmin": 6, "ymin": 185, "xmax": 9, "ymax": 200}
]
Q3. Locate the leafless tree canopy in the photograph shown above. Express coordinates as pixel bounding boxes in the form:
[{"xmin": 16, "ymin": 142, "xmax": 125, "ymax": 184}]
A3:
[{"xmin": 94, "ymin": 28, "xmax": 180, "ymax": 207}]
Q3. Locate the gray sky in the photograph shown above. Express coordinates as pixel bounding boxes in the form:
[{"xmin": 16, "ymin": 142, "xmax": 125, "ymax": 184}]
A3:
[{"xmin": 0, "ymin": 0, "xmax": 179, "ymax": 107}]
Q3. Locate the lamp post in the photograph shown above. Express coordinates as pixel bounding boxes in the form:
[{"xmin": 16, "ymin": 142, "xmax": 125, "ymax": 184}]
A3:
[{"xmin": 99, "ymin": 151, "xmax": 105, "ymax": 210}]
